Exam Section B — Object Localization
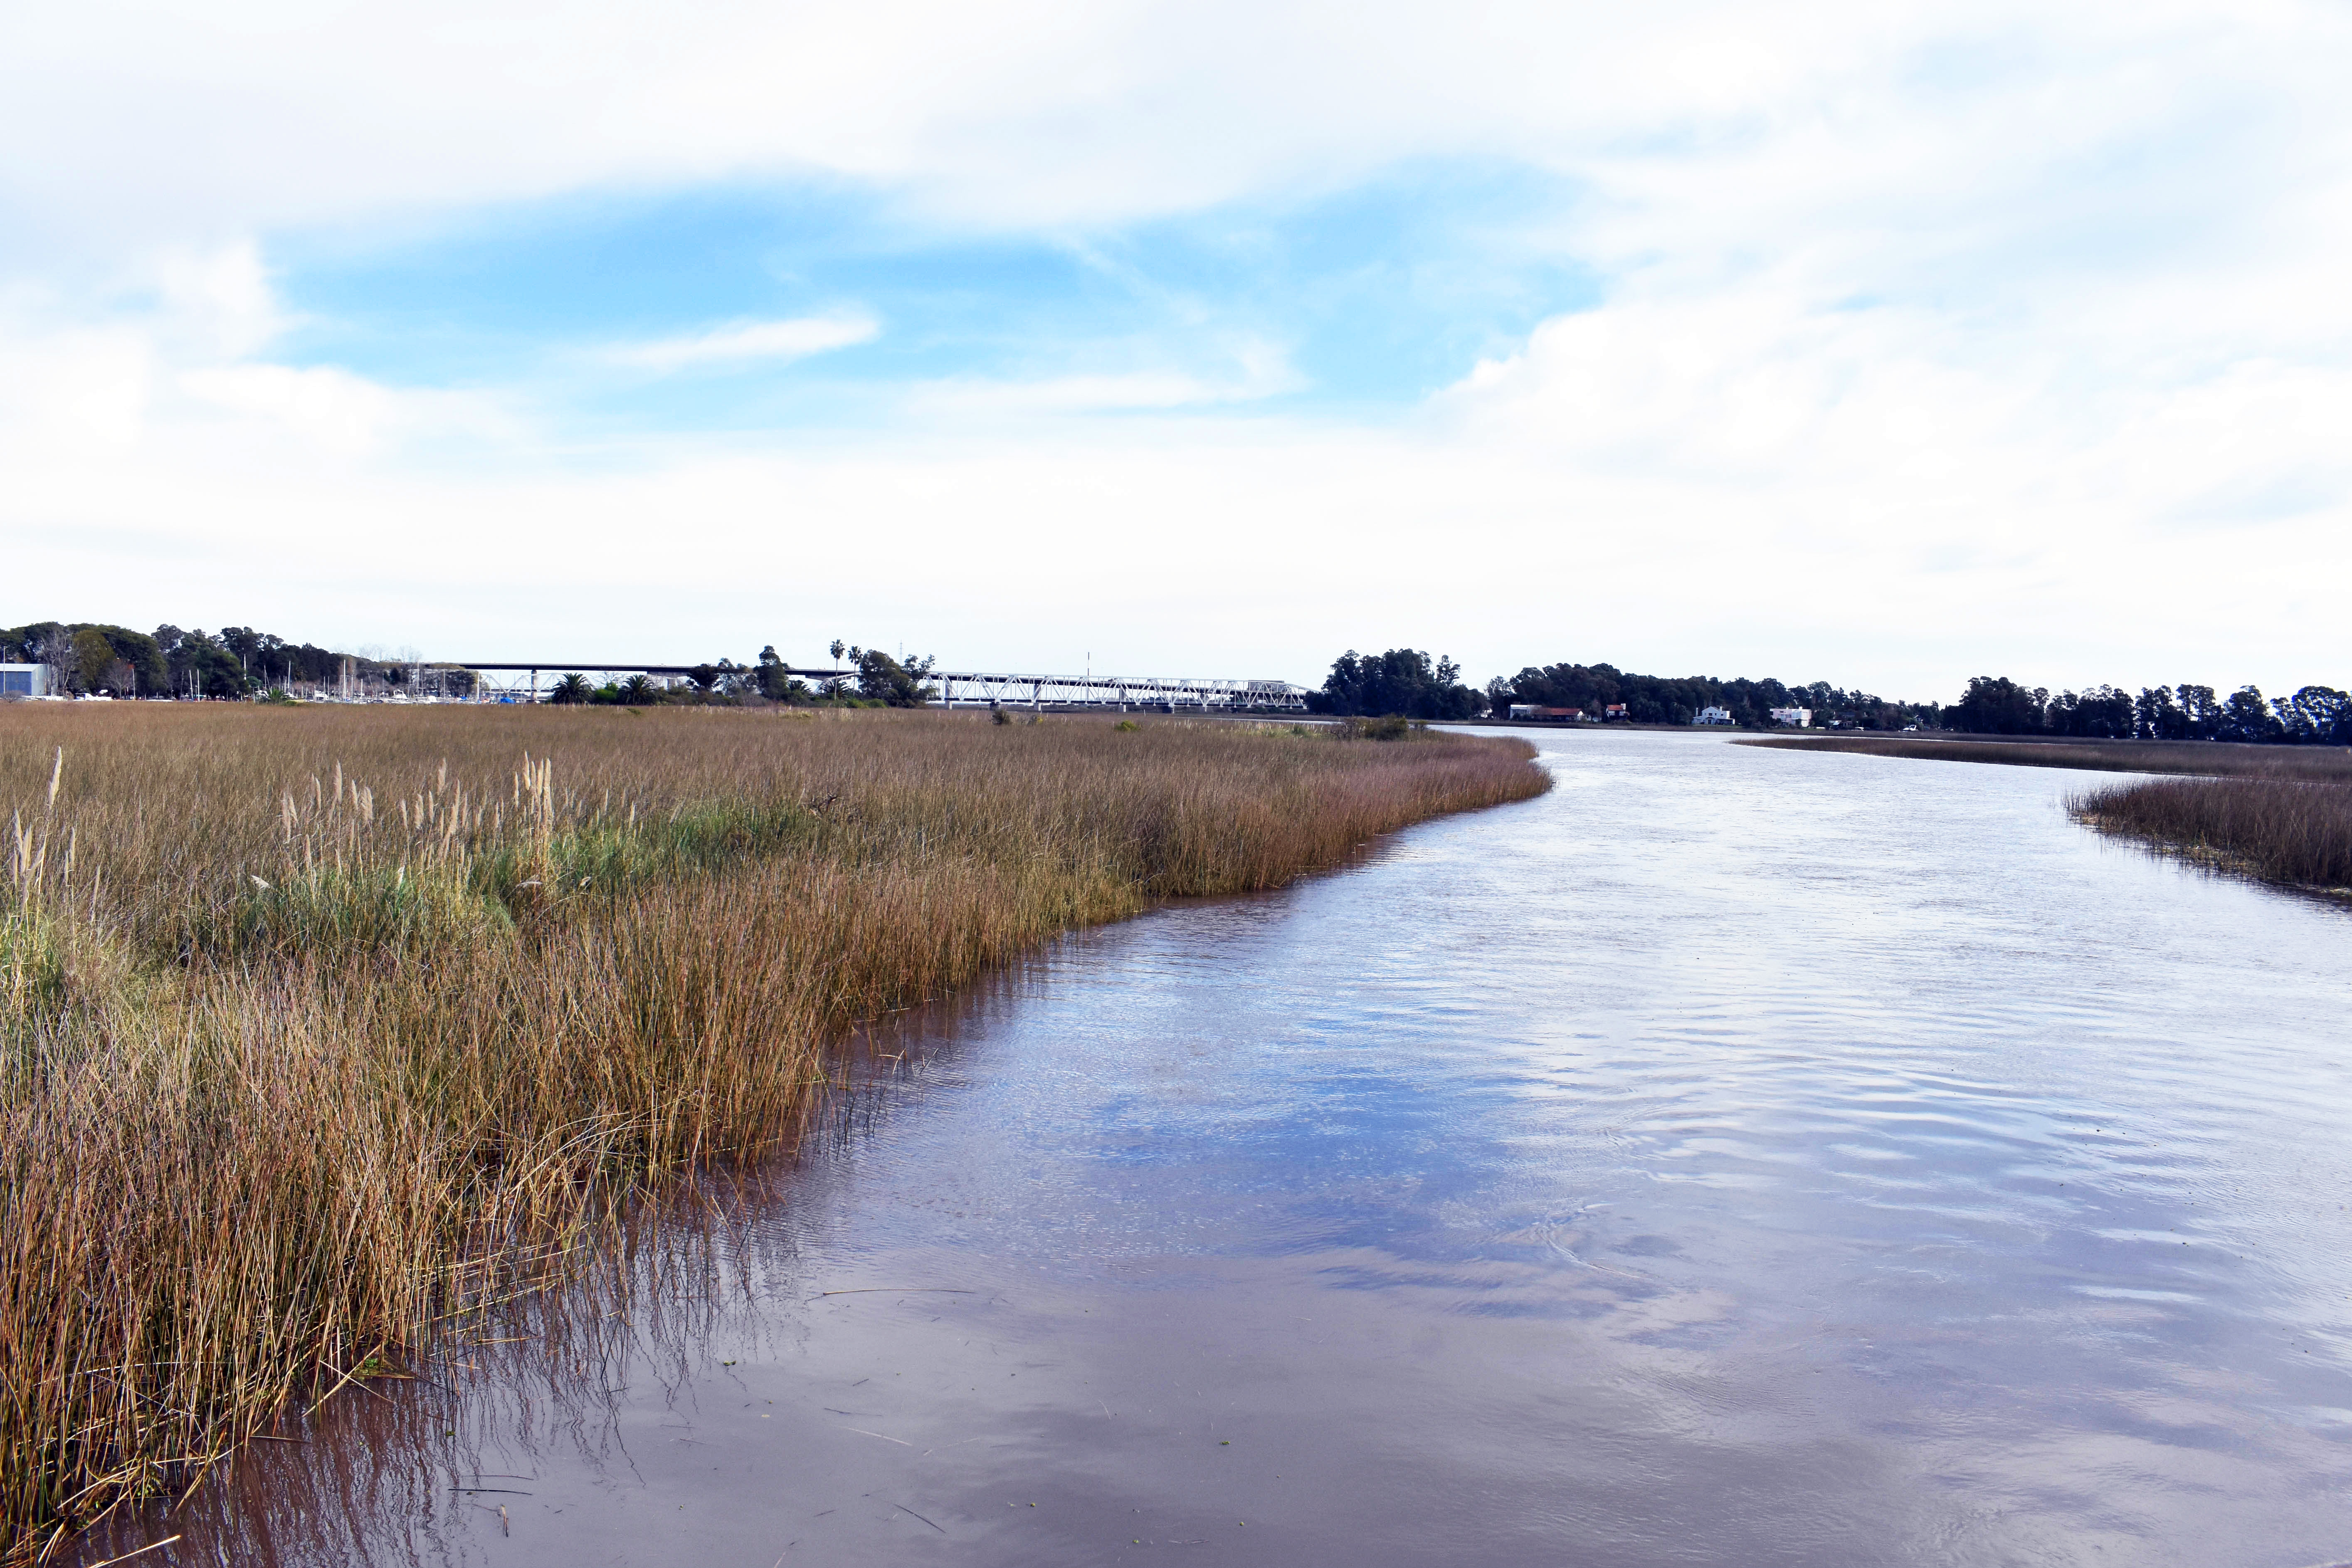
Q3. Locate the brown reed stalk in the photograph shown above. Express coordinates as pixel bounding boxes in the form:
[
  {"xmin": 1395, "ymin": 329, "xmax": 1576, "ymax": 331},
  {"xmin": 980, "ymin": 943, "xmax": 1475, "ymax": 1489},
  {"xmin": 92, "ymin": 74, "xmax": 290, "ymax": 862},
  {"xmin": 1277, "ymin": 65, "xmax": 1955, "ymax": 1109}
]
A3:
[
  {"xmin": 0, "ymin": 706, "xmax": 1546, "ymax": 1558},
  {"xmin": 2070, "ymin": 775, "xmax": 2352, "ymax": 895}
]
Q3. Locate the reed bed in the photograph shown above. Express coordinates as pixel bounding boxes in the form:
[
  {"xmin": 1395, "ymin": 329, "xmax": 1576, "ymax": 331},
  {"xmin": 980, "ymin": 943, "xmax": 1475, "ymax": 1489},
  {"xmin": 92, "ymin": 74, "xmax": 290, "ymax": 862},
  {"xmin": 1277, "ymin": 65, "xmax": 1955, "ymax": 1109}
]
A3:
[
  {"xmin": 1739, "ymin": 734, "xmax": 2352, "ymax": 779},
  {"xmin": 2069, "ymin": 775, "xmax": 2352, "ymax": 897},
  {"xmin": 0, "ymin": 704, "xmax": 1547, "ymax": 1559}
]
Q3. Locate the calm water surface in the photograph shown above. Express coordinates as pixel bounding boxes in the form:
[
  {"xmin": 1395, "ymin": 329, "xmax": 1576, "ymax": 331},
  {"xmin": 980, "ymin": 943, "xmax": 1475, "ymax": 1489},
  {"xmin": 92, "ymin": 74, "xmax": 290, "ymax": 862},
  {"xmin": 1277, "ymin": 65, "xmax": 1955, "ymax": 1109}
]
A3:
[{"xmin": 107, "ymin": 731, "xmax": 2352, "ymax": 1566}]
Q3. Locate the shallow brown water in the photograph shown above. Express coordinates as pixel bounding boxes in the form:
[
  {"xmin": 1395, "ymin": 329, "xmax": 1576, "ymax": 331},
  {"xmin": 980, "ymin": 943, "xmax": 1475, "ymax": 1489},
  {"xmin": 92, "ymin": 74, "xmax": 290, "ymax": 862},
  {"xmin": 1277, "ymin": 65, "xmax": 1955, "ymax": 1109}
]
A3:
[{"xmin": 77, "ymin": 730, "xmax": 2352, "ymax": 1566}]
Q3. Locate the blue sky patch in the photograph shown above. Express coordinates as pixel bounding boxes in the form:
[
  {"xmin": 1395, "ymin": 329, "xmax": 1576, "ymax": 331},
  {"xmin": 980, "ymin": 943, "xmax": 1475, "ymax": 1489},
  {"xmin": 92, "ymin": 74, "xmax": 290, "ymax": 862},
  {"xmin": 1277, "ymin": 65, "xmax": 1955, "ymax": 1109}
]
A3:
[{"xmin": 269, "ymin": 159, "xmax": 1599, "ymax": 432}]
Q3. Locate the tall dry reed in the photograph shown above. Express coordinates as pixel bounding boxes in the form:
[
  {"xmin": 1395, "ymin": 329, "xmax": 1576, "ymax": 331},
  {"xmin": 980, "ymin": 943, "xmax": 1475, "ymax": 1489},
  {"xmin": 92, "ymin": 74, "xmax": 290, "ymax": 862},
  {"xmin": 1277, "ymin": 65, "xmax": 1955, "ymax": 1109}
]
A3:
[
  {"xmin": 0, "ymin": 704, "xmax": 1546, "ymax": 1559},
  {"xmin": 2070, "ymin": 775, "xmax": 2352, "ymax": 895}
]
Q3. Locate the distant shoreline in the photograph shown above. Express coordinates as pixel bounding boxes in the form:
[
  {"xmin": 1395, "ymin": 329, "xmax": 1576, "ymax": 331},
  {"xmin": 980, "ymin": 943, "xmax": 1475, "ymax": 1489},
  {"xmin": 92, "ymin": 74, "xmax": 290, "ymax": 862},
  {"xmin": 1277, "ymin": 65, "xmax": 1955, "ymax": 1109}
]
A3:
[{"xmin": 1735, "ymin": 732, "xmax": 2352, "ymax": 780}]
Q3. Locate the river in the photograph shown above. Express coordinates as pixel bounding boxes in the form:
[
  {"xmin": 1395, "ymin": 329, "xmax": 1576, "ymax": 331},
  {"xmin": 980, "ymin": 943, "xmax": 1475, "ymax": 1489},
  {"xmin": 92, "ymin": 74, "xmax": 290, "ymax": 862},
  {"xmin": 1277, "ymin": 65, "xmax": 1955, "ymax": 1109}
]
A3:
[{"xmin": 93, "ymin": 729, "xmax": 2352, "ymax": 1566}]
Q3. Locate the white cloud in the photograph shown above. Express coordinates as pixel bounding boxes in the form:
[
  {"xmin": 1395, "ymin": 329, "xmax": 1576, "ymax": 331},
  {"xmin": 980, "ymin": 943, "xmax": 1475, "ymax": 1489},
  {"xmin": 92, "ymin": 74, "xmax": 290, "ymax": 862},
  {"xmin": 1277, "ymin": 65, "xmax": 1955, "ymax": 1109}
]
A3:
[
  {"xmin": 177, "ymin": 363, "xmax": 405, "ymax": 457},
  {"xmin": 152, "ymin": 241, "xmax": 286, "ymax": 358},
  {"xmin": 3, "ymin": 0, "xmax": 2335, "ymax": 242},
  {"xmin": 173, "ymin": 363, "xmax": 522, "ymax": 457},
  {"xmin": 0, "ymin": 250, "xmax": 525, "ymax": 469},
  {"xmin": 602, "ymin": 314, "xmax": 880, "ymax": 373},
  {"xmin": 0, "ymin": 320, "xmax": 155, "ymax": 456},
  {"xmin": 906, "ymin": 338, "xmax": 1300, "ymax": 415}
]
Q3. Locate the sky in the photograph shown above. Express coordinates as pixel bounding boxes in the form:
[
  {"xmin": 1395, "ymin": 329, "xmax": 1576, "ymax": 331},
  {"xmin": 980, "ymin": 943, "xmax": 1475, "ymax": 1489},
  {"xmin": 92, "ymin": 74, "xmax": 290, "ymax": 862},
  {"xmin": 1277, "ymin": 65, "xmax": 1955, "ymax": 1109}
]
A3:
[{"xmin": 3, "ymin": 0, "xmax": 2347, "ymax": 700}]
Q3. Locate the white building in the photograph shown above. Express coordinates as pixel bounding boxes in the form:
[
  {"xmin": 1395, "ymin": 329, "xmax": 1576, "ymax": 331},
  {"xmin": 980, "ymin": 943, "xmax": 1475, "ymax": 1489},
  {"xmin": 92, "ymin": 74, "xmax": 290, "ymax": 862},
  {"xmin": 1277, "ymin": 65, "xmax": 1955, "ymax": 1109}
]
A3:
[
  {"xmin": 1770, "ymin": 707, "xmax": 1813, "ymax": 727},
  {"xmin": 1693, "ymin": 706, "xmax": 1735, "ymax": 726},
  {"xmin": 0, "ymin": 663, "xmax": 51, "ymax": 698}
]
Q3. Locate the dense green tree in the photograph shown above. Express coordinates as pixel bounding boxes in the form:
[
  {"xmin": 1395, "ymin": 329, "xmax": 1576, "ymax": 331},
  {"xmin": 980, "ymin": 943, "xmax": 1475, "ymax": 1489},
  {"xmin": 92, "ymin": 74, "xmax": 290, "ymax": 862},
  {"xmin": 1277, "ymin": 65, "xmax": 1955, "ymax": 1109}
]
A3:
[
  {"xmin": 2044, "ymin": 684, "xmax": 2135, "ymax": 738},
  {"xmin": 2135, "ymin": 686, "xmax": 2186, "ymax": 740},
  {"xmin": 2175, "ymin": 685, "xmax": 2223, "ymax": 739},
  {"xmin": 0, "ymin": 622, "xmax": 54, "ymax": 664},
  {"xmin": 156, "ymin": 629, "xmax": 248, "ymax": 697},
  {"xmin": 105, "ymin": 628, "xmax": 166, "ymax": 693},
  {"xmin": 2280, "ymin": 686, "xmax": 2352, "ymax": 743},
  {"xmin": 71, "ymin": 629, "xmax": 118, "ymax": 693},
  {"xmin": 545, "ymin": 673, "xmax": 594, "ymax": 704},
  {"xmin": 1948, "ymin": 676, "xmax": 2046, "ymax": 734},
  {"xmin": 2219, "ymin": 685, "xmax": 2281, "ymax": 743},
  {"xmin": 755, "ymin": 646, "xmax": 800, "ymax": 702},
  {"xmin": 216, "ymin": 626, "xmax": 290, "ymax": 685},
  {"xmin": 848, "ymin": 647, "xmax": 938, "ymax": 706},
  {"xmin": 1312, "ymin": 649, "xmax": 1481, "ymax": 720}
]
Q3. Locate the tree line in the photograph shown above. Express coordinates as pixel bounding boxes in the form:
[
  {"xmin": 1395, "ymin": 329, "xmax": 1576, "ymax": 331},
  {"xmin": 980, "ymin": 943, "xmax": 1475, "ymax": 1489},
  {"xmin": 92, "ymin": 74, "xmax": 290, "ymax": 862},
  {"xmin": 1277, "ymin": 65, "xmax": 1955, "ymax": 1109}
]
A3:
[
  {"xmin": 1313, "ymin": 650, "xmax": 2350, "ymax": 745},
  {"xmin": 0, "ymin": 622, "xmax": 373, "ymax": 699},
  {"xmin": 1308, "ymin": 649, "xmax": 1935, "ymax": 729},
  {"xmin": 1944, "ymin": 675, "xmax": 2352, "ymax": 745}
]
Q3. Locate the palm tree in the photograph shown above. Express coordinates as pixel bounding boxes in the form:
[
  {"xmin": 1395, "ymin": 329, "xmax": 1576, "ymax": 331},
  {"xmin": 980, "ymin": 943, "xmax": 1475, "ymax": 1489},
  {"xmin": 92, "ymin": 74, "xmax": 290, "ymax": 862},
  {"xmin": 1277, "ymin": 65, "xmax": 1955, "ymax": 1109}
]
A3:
[
  {"xmin": 620, "ymin": 674, "xmax": 658, "ymax": 703},
  {"xmin": 545, "ymin": 673, "xmax": 593, "ymax": 705}
]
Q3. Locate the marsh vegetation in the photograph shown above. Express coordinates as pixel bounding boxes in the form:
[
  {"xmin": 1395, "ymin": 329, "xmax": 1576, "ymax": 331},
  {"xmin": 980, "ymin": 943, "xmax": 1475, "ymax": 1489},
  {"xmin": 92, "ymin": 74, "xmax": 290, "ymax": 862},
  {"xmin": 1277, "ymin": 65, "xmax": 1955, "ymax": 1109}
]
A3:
[
  {"xmin": 0, "ymin": 704, "xmax": 1546, "ymax": 1559},
  {"xmin": 2068, "ymin": 776, "xmax": 2352, "ymax": 898}
]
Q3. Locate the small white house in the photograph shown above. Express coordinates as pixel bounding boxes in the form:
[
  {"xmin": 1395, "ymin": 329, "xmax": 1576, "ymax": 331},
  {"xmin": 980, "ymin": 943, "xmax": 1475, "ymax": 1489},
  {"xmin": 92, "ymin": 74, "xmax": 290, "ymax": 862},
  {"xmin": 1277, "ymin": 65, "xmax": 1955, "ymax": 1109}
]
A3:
[
  {"xmin": 1693, "ymin": 706, "xmax": 1735, "ymax": 726},
  {"xmin": 1770, "ymin": 707, "xmax": 1813, "ymax": 727},
  {"xmin": 1508, "ymin": 703, "xmax": 1537, "ymax": 720},
  {"xmin": 0, "ymin": 663, "xmax": 51, "ymax": 698}
]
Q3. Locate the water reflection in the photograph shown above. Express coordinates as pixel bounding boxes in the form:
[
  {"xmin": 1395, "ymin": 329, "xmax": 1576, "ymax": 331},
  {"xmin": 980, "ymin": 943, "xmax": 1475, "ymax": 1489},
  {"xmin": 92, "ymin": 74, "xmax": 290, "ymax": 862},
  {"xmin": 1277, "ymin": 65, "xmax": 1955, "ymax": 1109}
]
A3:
[{"xmin": 76, "ymin": 732, "xmax": 2352, "ymax": 1566}]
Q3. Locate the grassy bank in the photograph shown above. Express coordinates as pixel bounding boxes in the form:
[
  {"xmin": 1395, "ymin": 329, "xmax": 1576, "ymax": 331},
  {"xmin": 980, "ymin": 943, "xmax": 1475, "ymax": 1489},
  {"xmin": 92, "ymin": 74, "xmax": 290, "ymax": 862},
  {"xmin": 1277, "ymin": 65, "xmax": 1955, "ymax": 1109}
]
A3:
[
  {"xmin": 1738, "ymin": 733, "xmax": 2352, "ymax": 780},
  {"xmin": 0, "ymin": 705, "xmax": 1548, "ymax": 1558},
  {"xmin": 2068, "ymin": 776, "xmax": 2352, "ymax": 898}
]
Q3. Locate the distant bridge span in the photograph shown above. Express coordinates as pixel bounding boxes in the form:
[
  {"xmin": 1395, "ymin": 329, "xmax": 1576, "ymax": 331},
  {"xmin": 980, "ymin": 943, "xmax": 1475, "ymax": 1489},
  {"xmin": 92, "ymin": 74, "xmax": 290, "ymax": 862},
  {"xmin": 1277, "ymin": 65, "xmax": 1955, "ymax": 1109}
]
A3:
[
  {"xmin": 452, "ymin": 661, "xmax": 1311, "ymax": 711},
  {"xmin": 934, "ymin": 671, "xmax": 1309, "ymax": 711}
]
